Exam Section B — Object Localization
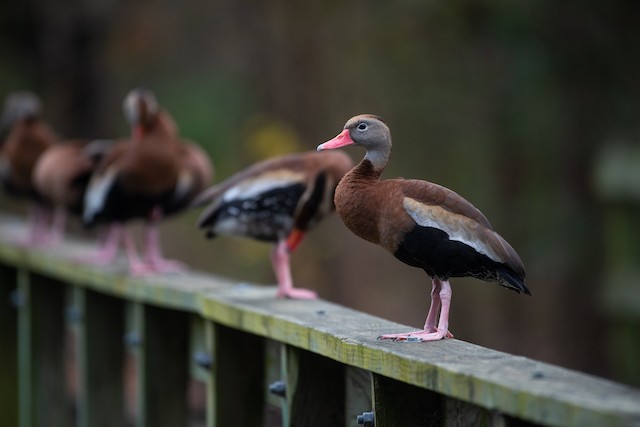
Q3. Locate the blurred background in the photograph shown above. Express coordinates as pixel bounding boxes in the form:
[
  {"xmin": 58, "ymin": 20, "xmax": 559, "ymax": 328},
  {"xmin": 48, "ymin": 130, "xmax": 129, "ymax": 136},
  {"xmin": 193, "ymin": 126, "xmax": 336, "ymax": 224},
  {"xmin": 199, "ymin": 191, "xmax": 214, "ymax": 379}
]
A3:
[{"xmin": 2, "ymin": 0, "xmax": 640, "ymax": 387}]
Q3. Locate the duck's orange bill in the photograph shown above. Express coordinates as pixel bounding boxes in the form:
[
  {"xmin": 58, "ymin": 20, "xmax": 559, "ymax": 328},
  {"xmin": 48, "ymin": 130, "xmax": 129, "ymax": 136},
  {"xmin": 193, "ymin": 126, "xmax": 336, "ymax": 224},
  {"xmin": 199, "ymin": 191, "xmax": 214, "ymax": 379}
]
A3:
[{"xmin": 317, "ymin": 129, "xmax": 354, "ymax": 151}]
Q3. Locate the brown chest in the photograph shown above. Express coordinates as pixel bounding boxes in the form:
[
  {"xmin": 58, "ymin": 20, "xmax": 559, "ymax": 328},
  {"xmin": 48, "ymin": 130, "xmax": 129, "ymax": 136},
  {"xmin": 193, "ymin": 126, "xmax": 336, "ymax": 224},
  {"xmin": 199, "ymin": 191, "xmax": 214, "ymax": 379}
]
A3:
[{"xmin": 335, "ymin": 178, "xmax": 415, "ymax": 253}]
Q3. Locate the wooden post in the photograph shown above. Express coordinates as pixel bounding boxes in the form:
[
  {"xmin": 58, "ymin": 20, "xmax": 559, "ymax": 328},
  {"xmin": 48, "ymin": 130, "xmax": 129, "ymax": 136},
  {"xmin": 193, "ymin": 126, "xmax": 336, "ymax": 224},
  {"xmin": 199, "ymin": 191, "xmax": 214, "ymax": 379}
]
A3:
[
  {"xmin": 0, "ymin": 264, "xmax": 18, "ymax": 426},
  {"xmin": 208, "ymin": 323, "xmax": 265, "ymax": 427},
  {"xmin": 128, "ymin": 302, "xmax": 190, "ymax": 427},
  {"xmin": 594, "ymin": 144, "xmax": 640, "ymax": 386},
  {"xmin": 264, "ymin": 340, "xmax": 284, "ymax": 427},
  {"xmin": 372, "ymin": 373, "xmax": 442, "ymax": 427},
  {"xmin": 71, "ymin": 286, "xmax": 126, "ymax": 426},
  {"xmin": 283, "ymin": 345, "xmax": 345, "ymax": 427},
  {"xmin": 344, "ymin": 367, "xmax": 371, "ymax": 427},
  {"xmin": 17, "ymin": 271, "xmax": 73, "ymax": 427}
]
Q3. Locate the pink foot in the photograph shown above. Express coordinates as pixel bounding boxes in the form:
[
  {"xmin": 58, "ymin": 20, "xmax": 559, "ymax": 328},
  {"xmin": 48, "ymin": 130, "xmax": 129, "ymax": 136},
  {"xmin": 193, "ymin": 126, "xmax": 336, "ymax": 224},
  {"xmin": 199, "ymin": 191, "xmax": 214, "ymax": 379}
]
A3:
[
  {"xmin": 378, "ymin": 328, "xmax": 454, "ymax": 342},
  {"xmin": 74, "ymin": 224, "xmax": 122, "ymax": 266},
  {"xmin": 146, "ymin": 258, "xmax": 188, "ymax": 274},
  {"xmin": 128, "ymin": 261, "xmax": 157, "ymax": 277},
  {"xmin": 12, "ymin": 234, "xmax": 48, "ymax": 248},
  {"xmin": 277, "ymin": 287, "xmax": 318, "ymax": 300},
  {"xmin": 73, "ymin": 251, "xmax": 116, "ymax": 266}
]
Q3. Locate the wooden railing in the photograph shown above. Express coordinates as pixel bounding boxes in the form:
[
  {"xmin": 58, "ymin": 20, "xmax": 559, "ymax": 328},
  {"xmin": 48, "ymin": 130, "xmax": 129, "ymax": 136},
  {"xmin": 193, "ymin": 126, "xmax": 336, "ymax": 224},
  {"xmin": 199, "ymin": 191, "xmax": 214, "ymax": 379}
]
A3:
[
  {"xmin": 1, "ymin": 213, "xmax": 639, "ymax": 427},
  {"xmin": 595, "ymin": 143, "xmax": 640, "ymax": 387}
]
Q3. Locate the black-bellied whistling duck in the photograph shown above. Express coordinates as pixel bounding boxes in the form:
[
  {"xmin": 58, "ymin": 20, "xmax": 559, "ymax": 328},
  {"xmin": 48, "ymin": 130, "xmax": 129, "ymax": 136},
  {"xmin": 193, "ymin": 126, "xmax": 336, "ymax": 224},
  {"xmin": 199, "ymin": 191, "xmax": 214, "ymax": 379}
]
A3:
[
  {"xmin": 195, "ymin": 150, "xmax": 353, "ymax": 299},
  {"xmin": 0, "ymin": 91, "xmax": 58, "ymax": 245},
  {"xmin": 317, "ymin": 114, "xmax": 528, "ymax": 341},
  {"xmin": 32, "ymin": 139, "xmax": 115, "ymax": 245},
  {"xmin": 82, "ymin": 88, "xmax": 213, "ymax": 275}
]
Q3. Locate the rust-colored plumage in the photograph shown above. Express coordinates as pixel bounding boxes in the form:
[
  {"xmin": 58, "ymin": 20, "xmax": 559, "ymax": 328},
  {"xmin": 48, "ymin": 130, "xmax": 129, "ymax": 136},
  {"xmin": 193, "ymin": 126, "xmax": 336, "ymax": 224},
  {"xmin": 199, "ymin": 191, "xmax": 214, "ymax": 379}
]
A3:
[
  {"xmin": 31, "ymin": 138, "xmax": 115, "ymax": 245},
  {"xmin": 34, "ymin": 139, "xmax": 115, "ymax": 215},
  {"xmin": 81, "ymin": 88, "xmax": 213, "ymax": 275},
  {"xmin": 318, "ymin": 114, "xmax": 527, "ymax": 342},
  {"xmin": 0, "ymin": 91, "xmax": 60, "ymax": 246},
  {"xmin": 0, "ymin": 92, "xmax": 57, "ymax": 199}
]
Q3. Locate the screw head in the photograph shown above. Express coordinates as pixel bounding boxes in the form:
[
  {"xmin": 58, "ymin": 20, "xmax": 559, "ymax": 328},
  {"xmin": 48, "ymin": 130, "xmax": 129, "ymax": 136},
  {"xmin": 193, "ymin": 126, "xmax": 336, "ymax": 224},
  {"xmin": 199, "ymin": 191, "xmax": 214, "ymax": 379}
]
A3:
[
  {"xmin": 193, "ymin": 351, "xmax": 213, "ymax": 370},
  {"xmin": 9, "ymin": 289, "xmax": 25, "ymax": 308},
  {"xmin": 268, "ymin": 380, "xmax": 286, "ymax": 397},
  {"xmin": 124, "ymin": 331, "xmax": 142, "ymax": 347},
  {"xmin": 65, "ymin": 306, "xmax": 83, "ymax": 323},
  {"xmin": 357, "ymin": 411, "xmax": 375, "ymax": 426}
]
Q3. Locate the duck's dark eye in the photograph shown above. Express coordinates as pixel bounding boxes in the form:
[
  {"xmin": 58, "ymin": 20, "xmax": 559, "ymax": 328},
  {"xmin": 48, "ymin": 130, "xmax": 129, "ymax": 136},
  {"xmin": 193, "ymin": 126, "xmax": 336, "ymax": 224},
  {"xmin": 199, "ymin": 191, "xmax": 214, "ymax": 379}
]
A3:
[{"xmin": 357, "ymin": 122, "xmax": 368, "ymax": 131}]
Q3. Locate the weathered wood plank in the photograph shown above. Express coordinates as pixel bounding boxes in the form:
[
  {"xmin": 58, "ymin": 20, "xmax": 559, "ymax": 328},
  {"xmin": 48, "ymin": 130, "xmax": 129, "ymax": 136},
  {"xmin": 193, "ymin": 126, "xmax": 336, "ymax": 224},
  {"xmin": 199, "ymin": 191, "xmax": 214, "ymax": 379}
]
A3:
[
  {"xmin": 372, "ymin": 373, "xmax": 442, "ymax": 427},
  {"xmin": 284, "ymin": 345, "xmax": 345, "ymax": 427},
  {"xmin": 209, "ymin": 323, "xmax": 265, "ymax": 427},
  {"xmin": 18, "ymin": 271, "xmax": 73, "ymax": 427},
  {"xmin": 72, "ymin": 286, "xmax": 126, "ymax": 427},
  {"xmin": 2, "ymin": 215, "xmax": 640, "ymax": 427},
  {"xmin": 0, "ymin": 264, "xmax": 18, "ymax": 426},
  {"xmin": 264, "ymin": 340, "xmax": 284, "ymax": 427},
  {"xmin": 130, "ymin": 302, "xmax": 190, "ymax": 427},
  {"xmin": 196, "ymin": 288, "xmax": 640, "ymax": 427},
  {"xmin": 344, "ymin": 367, "xmax": 371, "ymax": 427}
]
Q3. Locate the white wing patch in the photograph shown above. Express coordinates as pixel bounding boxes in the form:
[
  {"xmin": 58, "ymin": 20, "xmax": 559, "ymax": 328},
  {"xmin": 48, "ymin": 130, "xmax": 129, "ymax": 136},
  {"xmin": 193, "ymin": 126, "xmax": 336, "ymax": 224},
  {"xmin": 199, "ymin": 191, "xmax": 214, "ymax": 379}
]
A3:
[
  {"xmin": 83, "ymin": 167, "xmax": 117, "ymax": 223},
  {"xmin": 171, "ymin": 171, "xmax": 194, "ymax": 204},
  {"xmin": 222, "ymin": 170, "xmax": 305, "ymax": 202},
  {"xmin": 403, "ymin": 197, "xmax": 502, "ymax": 263}
]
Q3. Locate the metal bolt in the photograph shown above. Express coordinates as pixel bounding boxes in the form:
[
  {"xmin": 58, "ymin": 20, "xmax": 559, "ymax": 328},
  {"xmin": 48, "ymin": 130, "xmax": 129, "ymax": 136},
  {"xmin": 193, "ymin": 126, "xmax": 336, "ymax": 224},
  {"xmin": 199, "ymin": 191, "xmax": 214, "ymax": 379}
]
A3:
[
  {"xmin": 269, "ymin": 380, "xmax": 286, "ymax": 397},
  {"xmin": 357, "ymin": 411, "xmax": 375, "ymax": 426},
  {"xmin": 65, "ymin": 306, "xmax": 83, "ymax": 323},
  {"xmin": 124, "ymin": 331, "xmax": 142, "ymax": 348},
  {"xmin": 9, "ymin": 289, "xmax": 25, "ymax": 308},
  {"xmin": 193, "ymin": 351, "xmax": 213, "ymax": 370}
]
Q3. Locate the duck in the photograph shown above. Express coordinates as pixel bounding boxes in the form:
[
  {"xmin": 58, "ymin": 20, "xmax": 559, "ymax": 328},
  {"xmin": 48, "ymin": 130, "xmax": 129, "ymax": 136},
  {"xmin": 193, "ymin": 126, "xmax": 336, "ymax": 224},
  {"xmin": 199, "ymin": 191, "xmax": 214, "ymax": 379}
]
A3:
[
  {"xmin": 317, "ymin": 114, "xmax": 527, "ymax": 341},
  {"xmin": 32, "ymin": 139, "xmax": 115, "ymax": 245},
  {"xmin": 196, "ymin": 150, "xmax": 353, "ymax": 299},
  {"xmin": 82, "ymin": 88, "xmax": 213, "ymax": 275},
  {"xmin": 0, "ymin": 91, "xmax": 58, "ymax": 245}
]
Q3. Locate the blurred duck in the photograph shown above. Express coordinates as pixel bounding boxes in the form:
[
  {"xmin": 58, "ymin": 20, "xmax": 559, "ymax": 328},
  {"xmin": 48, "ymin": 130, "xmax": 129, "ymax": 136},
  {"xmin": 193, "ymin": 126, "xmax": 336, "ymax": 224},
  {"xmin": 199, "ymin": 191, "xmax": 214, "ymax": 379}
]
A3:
[
  {"xmin": 32, "ymin": 139, "xmax": 115, "ymax": 245},
  {"xmin": 82, "ymin": 88, "xmax": 213, "ymax": 275},
  {"xmin": 317, "ymin": 115, "xmax": 527, "ymax": 341},
  {"xmin": 0, "ymin": 91, "xmax": 58, "ymax": 245},
  {"xmin": 195, "ymin": 150, "xmax": 353, "ymax": 299}
]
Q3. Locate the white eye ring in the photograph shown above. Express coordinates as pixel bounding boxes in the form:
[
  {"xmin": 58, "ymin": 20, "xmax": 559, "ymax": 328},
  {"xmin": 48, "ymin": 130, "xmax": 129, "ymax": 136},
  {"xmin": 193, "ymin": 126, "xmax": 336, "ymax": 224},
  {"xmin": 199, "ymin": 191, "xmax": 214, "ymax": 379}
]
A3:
[{"xmin": 357, "ymin": 123, "xmax": 367, "ymax": 131}]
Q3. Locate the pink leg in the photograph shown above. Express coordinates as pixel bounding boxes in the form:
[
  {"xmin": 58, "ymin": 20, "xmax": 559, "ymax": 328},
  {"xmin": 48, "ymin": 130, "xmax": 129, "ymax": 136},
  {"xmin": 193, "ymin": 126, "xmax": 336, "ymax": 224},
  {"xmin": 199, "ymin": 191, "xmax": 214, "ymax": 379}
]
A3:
[
  {"xmin": 423, "ymin": 280, "xmax": 442, "ymax": 332},
  {"xmin": 271, "ymin": 240, "xmax": 317, "ymax": 300},
  {"xmin": 379, "ymin": 279, "xmax": 454, "ymax": 342},
  {"xmin": 142, "ymin": 208, "xmax": 186, "ymax": 274},
  {"xmin": 123, "ymin": 229, "xmax": 155, "ymax": 276},
  {"xmin": 15, "ymin": 204, "xmax": 52, "ymax": 247},
  {"xmin": 74, "ymin": 224, "xmax": 122, "ymax": 265},
  {"xmin": 46, "ymin": 206, "xmax": 67, "ymax": 246}
]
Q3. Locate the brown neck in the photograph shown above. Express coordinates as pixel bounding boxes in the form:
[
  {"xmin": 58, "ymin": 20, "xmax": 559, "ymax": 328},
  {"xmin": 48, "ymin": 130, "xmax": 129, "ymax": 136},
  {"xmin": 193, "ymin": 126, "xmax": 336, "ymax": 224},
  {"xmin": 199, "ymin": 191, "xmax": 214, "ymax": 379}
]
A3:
[{"xmin": 348, "ymin": 159, "xmax": 383, "ymax": 182}]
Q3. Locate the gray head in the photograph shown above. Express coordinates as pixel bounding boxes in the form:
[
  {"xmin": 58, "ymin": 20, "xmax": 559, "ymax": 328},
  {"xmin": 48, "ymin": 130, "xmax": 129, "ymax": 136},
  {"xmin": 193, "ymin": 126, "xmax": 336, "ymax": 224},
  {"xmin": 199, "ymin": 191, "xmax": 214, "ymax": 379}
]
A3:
[
  {"xmin": 1, "ymin": 91, "xmax": 43, "ymax": 132},
  {"xmin": 122, "ymin": 88, "xmax": 159, "ymax": 127},
  {"xmin": 317, "ymin": 114, "xmax": 392, "ymax": 169}
]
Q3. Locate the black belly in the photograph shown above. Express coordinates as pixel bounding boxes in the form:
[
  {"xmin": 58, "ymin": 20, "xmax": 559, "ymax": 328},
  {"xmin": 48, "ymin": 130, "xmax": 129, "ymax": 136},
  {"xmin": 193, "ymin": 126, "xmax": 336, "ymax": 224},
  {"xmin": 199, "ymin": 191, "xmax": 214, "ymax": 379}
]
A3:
[
  {"xmin": 393, "ymin": 225, "xmax": 523, "ymax": 291},
  {"xmin": 86, "ymin": 184, "xmax": 174, "ymax": 225},
  {"xmin": 205, "ymin": 183, "xmax": 305, "ymax": 242}
]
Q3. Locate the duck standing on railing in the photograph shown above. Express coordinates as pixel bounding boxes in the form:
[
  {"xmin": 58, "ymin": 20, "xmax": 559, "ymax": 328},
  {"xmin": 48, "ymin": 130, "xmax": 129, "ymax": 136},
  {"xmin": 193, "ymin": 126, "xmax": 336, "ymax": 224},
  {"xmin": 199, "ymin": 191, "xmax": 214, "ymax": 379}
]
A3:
[
  {"xmin": 0, "ymin": 91, "xmax": 59, "ymax": 245},
  {"xmin": 82, "ymin": 88, "xmax": 213, "ymax": 275},
  {"xmin": 195, "ymin": 150, "xmax": 353, "ymax": 299},
  {"xmin": 317, "ymin": 114, "xmax": 528, "ymax": 341},
  {"xmin": 32, "ymin": 139, "xmax": 116, "ymax": 246}
]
